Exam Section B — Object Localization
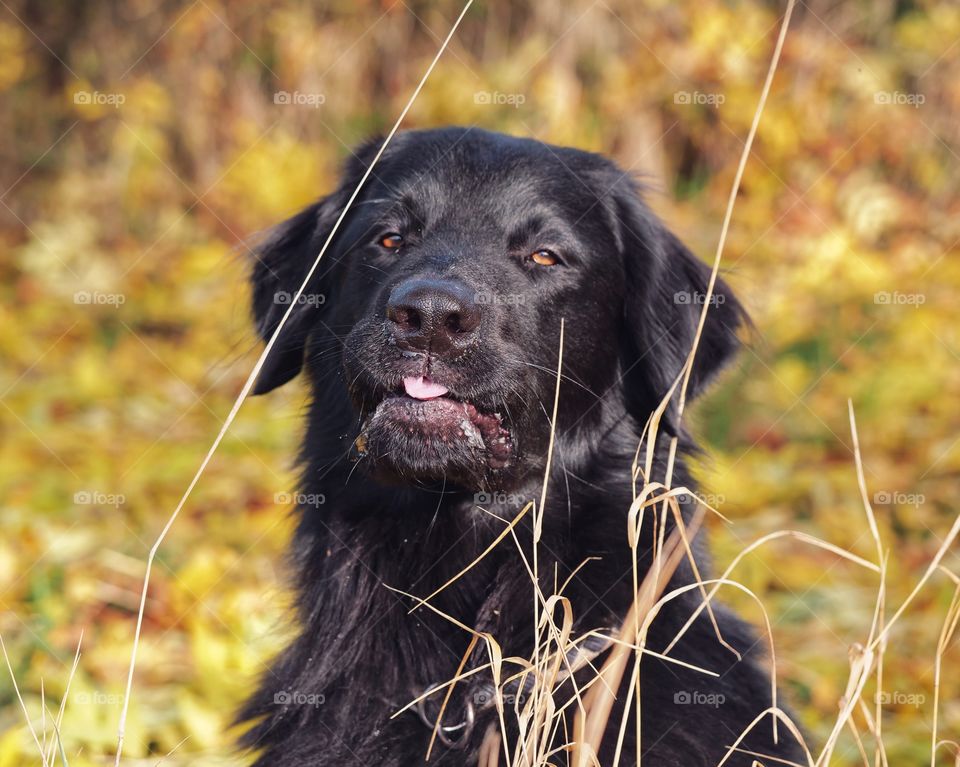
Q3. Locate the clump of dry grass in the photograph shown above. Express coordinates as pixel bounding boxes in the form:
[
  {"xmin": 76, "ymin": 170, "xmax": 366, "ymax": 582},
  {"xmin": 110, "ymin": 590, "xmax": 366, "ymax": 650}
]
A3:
[
  {"xmin": 6, "ymin": 396, "xmax": 958, "ymax": 766},
  {"xmin": 391, "ymin": 393, "xmax": 959, "ymax": 767}
]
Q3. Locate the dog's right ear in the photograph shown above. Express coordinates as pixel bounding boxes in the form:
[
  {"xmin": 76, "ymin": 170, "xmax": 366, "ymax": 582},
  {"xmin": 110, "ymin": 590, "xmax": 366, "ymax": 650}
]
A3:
[
  {"xmin": 249, "ymin": 135, "xmax": 386, "ymax": 394},
  {"xmin": 250, "ymin": 198, "xmax": 335, "ymax": 395}
]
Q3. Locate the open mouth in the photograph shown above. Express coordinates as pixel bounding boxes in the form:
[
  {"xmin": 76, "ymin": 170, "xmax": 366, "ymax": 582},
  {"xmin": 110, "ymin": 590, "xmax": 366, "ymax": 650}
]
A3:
[{"xmin": 354, "ymin": 376, "xmax": 513, "ymax": 474}]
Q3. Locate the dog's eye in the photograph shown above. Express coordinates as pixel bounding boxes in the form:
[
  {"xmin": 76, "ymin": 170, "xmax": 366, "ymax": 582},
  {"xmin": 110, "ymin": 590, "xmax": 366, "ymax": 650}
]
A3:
[
  {"xmin": 530, "ymin": 249, "xmax": 559, "ymax": 266},
  {"xmin": 379, "ymin": 233, "xmax": 404, "ymax": 250}
]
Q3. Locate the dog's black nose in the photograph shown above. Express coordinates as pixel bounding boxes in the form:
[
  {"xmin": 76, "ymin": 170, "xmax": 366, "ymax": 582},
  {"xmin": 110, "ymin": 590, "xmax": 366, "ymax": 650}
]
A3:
[{"xmin": 386, "ymin": 278, "xmax": 481, "ymax": 354}]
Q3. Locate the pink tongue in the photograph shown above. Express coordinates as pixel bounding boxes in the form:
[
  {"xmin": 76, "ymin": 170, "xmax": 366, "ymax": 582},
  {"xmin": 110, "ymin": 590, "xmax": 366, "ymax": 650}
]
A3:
[{"xmin": 403, "ymin": 376, "xmax": 449, "ymax": 400}]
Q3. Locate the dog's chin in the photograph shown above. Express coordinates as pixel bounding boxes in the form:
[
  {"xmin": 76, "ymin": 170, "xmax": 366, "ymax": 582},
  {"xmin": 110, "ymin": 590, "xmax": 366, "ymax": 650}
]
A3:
[{"xmin": 352, "ymin": 394, "xmax": 514, "ymax": 488}]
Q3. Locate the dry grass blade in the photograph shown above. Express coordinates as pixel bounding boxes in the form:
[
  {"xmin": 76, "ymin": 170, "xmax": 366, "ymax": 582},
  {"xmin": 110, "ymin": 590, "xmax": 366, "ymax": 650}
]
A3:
[
  {"xmin": 932, "ymin": 573, "xmax": 960, "ymax": 767},
  {"xmin": 519, "ymin": 595, "xmax": 576, "ymax": 764},
  {"xmin": 674, "ymin": 0, "xmax": 797, "ymax": 420},
  {"xmin": 426, "ymin": 634, "xmax": 481, "ymax": 760},
  {"xmin": 153, "ymin": 736, "xmax": 190, "ymax": 766},
  {"xmin": 570, "ymin": 507, "xmax": 704, "ymax": 767},
  {"xmin": 44, "ymin": 712, "xmax": 69, "ymax": 767},
  {"xmin": 110, "ymin": 2, "xmax": 476, "ymax": 763},
  {"xmin": 665, "ymin": 492, "xmax": 736, "ymax": 657},
  {"xmin": 536, "ymin": 318, "xmax": 565, "ymax": 543},
  {"xmin": 44, "ymin": 632, "xmax": 83, "ymax": 767},
  {"xmin": 407, "ymin": 500, "xmax": 534, "ymax": 614},
  {"xmin": 495, "ymin": 510, "xmax": 603, "ymax": 733},
  {"xmin": 604, "ymin": 571, "xmax": 786, "ymax": 767},
  {"xmin": 612, "ymin": 7, "xmax": 800, "ymax": 757},
  {"xmin": 847, "ymin": 400, "xmax": 889, "ymax": 767},
  {"xmin": 643, "ymin": 0, "xmax": 799, "ymax": 738},
  {"xmin": 847, "ymin": 401, "xmax": 883, "ymax": 566},
  {"xmin": 480, "ymin": 725, "xmax": 503, "ymax": 767},
  {"xmin": 716, "ymin": 707, "xmax": 814, "ymax": 767},
  {"xmin": 1, "ymin": 633, "xmax": 51, "ymax": 767},
  {"xmin": 869, "ymin": 511, "xmax": 960, "ymax": 653},
  {"xmin": 40, "ymin": 680, "xmax": 45, "ymax": 760},
  {"xmin": 530, "ymin": 318, "xmax": 566, "ymax": 760},
  {"xmin": 391, "ymin": 664, "xmax": 494, "ymax": 719},
  {"xmin": 662, "ymin": 529, "xmax": 880, "ymax": 662},
  {"xmin": 816, "ymin": 638, "xmax": 877, "ymax": 766},
  {"xmin": 843, "ymin": 710, "xmax": 871, "ymax": 767},
  {"xmin": 857, "ymin": 696, "xmax": 890, "ymax": 766},
  {"xmin": 625, "ymin": 479, "xmax": 734, "ymax": 665}
]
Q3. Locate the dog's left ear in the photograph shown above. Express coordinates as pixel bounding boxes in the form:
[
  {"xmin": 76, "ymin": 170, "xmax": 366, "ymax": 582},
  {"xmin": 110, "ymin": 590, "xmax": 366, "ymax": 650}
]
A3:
[{"xmin": 614, "ymin": 183, "xmax": 747, "ymax": 432}]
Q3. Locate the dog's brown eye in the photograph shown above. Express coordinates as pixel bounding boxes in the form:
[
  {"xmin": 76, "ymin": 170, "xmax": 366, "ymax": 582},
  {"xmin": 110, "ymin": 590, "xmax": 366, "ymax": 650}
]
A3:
[
  {"xmin": 379, "ymin": 233, "xmax": 404, "ymax": 250},
  {"xmin": 530, "ymin": 249, "xmax": 559, "ymax": 266}
]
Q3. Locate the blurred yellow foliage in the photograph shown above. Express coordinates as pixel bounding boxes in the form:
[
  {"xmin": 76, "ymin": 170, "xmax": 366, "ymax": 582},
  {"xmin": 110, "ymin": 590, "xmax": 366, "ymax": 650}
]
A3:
[{"xmin": 1, "ymin": 1, "xmax": 958, "ymax": 765}]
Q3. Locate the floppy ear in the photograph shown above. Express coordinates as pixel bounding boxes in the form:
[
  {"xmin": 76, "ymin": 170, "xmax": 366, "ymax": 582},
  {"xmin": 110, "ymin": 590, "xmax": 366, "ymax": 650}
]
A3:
[
  {"xmin": 250, "ymin": 198, "xmax": 335, "ymax": 395},
  {"xmin": 615, "ymin": 185, "xmax": 747, "ymax": 432},
  {"xmin": 250, "ymin": 137, "xmax": 387, "ymax": 395}
]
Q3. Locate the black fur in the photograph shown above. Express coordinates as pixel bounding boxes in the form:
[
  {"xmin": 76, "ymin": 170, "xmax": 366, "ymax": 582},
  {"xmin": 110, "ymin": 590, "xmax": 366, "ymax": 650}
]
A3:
[{"xmin": 237, "ymin": 127, "xmax": 803, "ymax": 766}]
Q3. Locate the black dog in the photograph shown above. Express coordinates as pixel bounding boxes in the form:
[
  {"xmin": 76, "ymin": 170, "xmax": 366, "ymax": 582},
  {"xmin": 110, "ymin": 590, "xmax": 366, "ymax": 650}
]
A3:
[{"xmin": 237, "ymin": 127, "xmax": 803, "ymax": 766}]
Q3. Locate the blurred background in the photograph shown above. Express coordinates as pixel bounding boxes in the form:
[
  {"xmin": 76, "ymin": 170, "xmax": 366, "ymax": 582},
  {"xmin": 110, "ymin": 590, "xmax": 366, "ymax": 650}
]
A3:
[{"xmin": 1, "ymin": 0, "xmax": 958, "ymax": 764}]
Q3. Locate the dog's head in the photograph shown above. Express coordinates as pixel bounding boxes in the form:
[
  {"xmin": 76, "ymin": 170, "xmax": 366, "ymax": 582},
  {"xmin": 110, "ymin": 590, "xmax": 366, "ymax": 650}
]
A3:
[{"xmin": 250, "ymin": 128, "xmax": 744, "ymax": 491}]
